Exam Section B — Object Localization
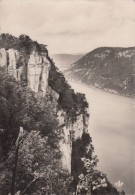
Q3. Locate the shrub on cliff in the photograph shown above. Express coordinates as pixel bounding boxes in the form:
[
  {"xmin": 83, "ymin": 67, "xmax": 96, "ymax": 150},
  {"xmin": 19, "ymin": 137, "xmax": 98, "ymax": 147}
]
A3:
[
  {"xmin": 71, "ymin": 133, "xmax": 97, "ymax": 184},
  {"xmin": 71, "ymin": 133, "xmax": 119, "ymax": 195},
  {"xmin": 0, "ymin": 33, "xmax": 19, "ymax": 50},
  {"xmin": 18, "ymin": 34, "xmax": 33, "ymax": 55}
]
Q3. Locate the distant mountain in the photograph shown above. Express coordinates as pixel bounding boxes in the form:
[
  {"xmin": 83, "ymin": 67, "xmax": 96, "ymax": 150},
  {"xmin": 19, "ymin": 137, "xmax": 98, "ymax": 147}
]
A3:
[
  {"xmin": 51, "ymin": 53, "xmax": 84, "ymax": 71},
  {"xmin": 65, "ymin": 47, "xmax": 135, "ymax": 97}
]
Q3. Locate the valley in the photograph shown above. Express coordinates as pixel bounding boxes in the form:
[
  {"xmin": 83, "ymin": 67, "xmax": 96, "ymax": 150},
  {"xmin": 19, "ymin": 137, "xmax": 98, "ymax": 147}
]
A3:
[{"xmin": 69, "ymin": 80, "xmax": 135, "ymax": 194}]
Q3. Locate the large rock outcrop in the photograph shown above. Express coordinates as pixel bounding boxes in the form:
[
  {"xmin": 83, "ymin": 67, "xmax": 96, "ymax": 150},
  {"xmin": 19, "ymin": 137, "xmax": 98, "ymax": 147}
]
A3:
[
  {"xmin": 0, "ymin": 34, "xmax": 89, "ymax": 174},
  {"xmin": 0, "ymin": 34, "xmax": 120, "ymax": 195},
  {"xmin": 0, "ymin": 48, "xmax": 50, "ymax": 97},
  {"xmin": 58, "ymin": 109, "xmax": 89, "ymax": 172}
]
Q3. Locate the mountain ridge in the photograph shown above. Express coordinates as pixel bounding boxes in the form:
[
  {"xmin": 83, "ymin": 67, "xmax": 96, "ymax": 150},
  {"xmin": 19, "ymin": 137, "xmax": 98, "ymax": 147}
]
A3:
[{"xmin": 65, "ymin": 46, "xmax": 135, "ymax": 97}]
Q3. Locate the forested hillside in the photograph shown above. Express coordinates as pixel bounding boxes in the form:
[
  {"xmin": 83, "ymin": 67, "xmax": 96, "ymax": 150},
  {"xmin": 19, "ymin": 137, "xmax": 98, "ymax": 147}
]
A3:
[{"xmin": 65, "ymin": 47, "xmax": 135, "ymax": 97}]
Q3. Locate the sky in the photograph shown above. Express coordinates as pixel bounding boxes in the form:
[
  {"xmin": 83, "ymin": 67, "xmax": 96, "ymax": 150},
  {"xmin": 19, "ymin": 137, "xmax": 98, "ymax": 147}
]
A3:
[{"xmin": 0, "ymin": 0, "xmax": 135, "ymax": 54}]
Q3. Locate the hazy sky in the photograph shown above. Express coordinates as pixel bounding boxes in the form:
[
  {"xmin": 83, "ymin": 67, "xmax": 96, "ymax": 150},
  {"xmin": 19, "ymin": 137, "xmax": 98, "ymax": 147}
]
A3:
[{"xmin": 0, "ymin": 0, "xmax": 135, "ymax": 54}]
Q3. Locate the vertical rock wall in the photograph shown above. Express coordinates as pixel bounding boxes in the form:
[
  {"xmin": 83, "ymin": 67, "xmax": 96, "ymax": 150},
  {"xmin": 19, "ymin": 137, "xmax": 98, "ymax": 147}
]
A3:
[
  {"xmin": 27, "ymin": 51, "xmax": 50, "ymax": 96},
  {"xmin": 0, "ymin": 48, "xmax": 50, "ymax": 96},
  {"xmin": 0, "ymin": 48, "xmax": 8, "ymax": 67},
  {"xmin": 57, "ymin": 109, "xmax": 89, "ymax": 173}
]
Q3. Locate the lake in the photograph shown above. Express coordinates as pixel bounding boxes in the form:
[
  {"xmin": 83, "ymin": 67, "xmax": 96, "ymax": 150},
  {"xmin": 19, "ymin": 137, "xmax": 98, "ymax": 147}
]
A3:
[{"xmin": 69, "ymin": 81, "xmax": 135, "ymax": 195}]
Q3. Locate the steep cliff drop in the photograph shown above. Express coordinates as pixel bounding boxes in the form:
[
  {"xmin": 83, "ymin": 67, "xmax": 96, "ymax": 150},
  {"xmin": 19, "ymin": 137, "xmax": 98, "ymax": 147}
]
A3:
[
  {"xmin": 0, "ymin": 34, "xmax": 121, "ymax": 195},
  {"xmin": 0, "ymin": 48, "xmax": 50, "ymax": 97},
  {"xmin": 0, "ymin": 34, "xmax": 89, "ymax": 172}
]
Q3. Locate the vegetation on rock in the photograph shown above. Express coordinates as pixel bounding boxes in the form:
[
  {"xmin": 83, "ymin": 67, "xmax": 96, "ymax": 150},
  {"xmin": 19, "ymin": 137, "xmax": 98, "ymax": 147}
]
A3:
[
  {"xmin": 71, "ymin": 133, "xmax": 119, "ymax": 195},
  {"xmin": 0, "ymin": 33, "xmax": 89, "ymax": 122},
  {"xmin": 0, "ymin": 34, "xmax": 122, "ymax": 195},
  {"xmin": 0, "ymin": 130, "xmax": 71, "ymax": 195},
  {"xmin": 0, "ymin": 67, "xmax": 59, "ymax": 156},
  {"xmin": 0, "ymin": 33, "xmax": 48, "ymax": 55},
  {"xmin": 48, "ymin": 61, "xmax": 88, "ymax": 121}
]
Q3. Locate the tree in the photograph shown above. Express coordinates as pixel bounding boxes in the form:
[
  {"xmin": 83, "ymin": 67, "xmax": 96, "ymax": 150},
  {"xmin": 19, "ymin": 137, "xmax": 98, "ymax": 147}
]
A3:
[
  {"xmin": 0, "ymin": 130, "xmax": 72, "ymax": 195},
  {"xmin": 19, "ymin": 34, "xmax": 32, "ymax": 52}
]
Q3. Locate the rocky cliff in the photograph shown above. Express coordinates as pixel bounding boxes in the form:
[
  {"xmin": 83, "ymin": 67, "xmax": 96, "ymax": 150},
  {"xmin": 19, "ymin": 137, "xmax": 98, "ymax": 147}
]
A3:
[
  {"xmin": 0, "ymin": 48, "xmax": 50, "ymax": 97},
  {"xmin": 0, "ymin": 34, "xmax": 89, "ymax": 173},
  {"xmin": 0, "ymin": 34, "xmax": 120, "ymax": 195},
  {"xmin": 65, "ymin": 47, "xmax": 135, "ymax": 97},
  {"xmin": 58, "ymin": 109, "xmax": 89, "ymax": 172}
]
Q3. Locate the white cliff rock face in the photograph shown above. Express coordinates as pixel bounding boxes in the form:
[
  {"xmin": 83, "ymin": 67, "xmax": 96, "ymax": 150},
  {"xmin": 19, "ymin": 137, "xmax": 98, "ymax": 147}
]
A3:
[
  {"xmin": 57, "ymin": 111, "xmax": 72, "ymax": 172},
  {"xmin": 57, "ymin": 110, "xmax": 89, "ymax": 173},
  {"xmin": 27, "ymin": 51, "xmax": 50, "ymax": 96},
  {"xmin": 0, "ymin": 49, "xmax": 50, "ymax": 96},
  {"xmin": 73, "ymin": 115, "xmax": 85, "ymax": 139},
  {"xmin": 0, "ymin": 48, "xmax": 7, "ymax": 67},
  {"xmin": 83, "ymin": 107, "xmax": 89, "ymax": 133},
  {"xmin": 8, "ymin": 49, "xmax": 20, "ymax": 79},
  {"xmin": 59, "ymin": 125, "xmax": 72, "ymax": 172}
]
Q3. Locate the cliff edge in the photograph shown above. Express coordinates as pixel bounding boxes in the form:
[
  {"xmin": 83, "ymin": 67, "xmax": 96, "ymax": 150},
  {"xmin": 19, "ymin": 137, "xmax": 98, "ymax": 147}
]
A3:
[{"xmin": 0, "ymin": 34, "xmax": 120, "ymax": 195}]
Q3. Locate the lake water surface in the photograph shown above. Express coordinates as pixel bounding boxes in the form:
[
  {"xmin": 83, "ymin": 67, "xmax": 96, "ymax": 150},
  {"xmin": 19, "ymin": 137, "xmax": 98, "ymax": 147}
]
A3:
[{"xmin": 69, "ymin": 81, "xmax": 135, "ymax": 195}]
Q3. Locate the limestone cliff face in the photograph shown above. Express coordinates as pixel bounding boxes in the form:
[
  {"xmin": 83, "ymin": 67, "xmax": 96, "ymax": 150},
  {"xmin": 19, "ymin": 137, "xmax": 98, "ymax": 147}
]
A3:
[
  {"xmin": 0, "ymin": 35, "xmax": 89, "ymax": 174},
  {"xmin": 27, "ymin": 51, "xmax": 50, "ymax": 96},
  {"xmin": 57, "ymin": 109, "xmax": 89, "ymax": 173},
  {"xmin": 0, "ymin": 48, "xmax": 50, "ymax": 96}
]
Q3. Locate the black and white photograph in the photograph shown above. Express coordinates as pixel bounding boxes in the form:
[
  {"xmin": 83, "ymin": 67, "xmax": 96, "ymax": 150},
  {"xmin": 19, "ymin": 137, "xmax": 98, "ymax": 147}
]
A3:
[{"xmin": 0, "ymin": 0, "xmax": 135, "ymax": 195}]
